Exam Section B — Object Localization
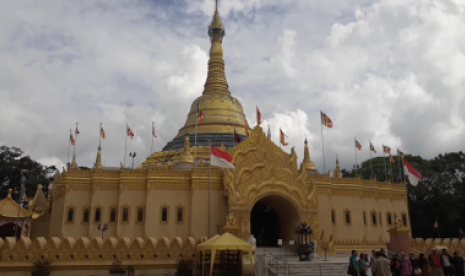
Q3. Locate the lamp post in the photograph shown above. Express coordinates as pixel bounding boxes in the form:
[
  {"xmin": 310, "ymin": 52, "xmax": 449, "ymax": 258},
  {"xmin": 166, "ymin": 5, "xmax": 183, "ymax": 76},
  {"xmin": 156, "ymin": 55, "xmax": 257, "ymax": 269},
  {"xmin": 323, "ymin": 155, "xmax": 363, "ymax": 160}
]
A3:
[
  {"xmin": 129, "ymin": 152, "xmax": 136, "ymax": 169},
  {"xmin": 97, "ymin": 224, "xmax": 108, "ymax": 239}
]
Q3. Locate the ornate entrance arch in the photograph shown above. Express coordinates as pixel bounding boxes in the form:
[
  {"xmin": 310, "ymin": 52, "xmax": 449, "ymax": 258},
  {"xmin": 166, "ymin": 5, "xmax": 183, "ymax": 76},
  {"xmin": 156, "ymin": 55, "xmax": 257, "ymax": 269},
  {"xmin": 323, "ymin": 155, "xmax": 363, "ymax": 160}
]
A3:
[{"xmin": 223, "ymin": 126, "xmax": 321, "ymax": 242}]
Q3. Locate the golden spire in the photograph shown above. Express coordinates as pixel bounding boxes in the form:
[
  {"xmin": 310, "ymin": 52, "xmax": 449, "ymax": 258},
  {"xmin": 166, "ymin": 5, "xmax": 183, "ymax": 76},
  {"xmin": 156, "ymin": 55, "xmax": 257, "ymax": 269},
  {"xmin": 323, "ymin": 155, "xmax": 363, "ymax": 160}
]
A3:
[
  {"xmin": 70, "ymin": 154, "xmax": 79, "ymax": 170},
  {"xmin": 93, "ymin": 147, "xmax": 103, "ymax": 170},
  {"xmin": 300, "ymin": 136, "xmax": 316, "ymax": 171},
  {"xmin": 204, "ymin": 0, "xmax": 229, "ymax": 95},
  {"xmin": 178, "ymin": 136, "xmax": 194, "ymax": 163},
  {"xmin": 7, "ymin": 189, "xmax": 12, "ymax": 198},
  {"xmin": 333, "ymin": 156, "xmax": 342, "ymax": 178}
]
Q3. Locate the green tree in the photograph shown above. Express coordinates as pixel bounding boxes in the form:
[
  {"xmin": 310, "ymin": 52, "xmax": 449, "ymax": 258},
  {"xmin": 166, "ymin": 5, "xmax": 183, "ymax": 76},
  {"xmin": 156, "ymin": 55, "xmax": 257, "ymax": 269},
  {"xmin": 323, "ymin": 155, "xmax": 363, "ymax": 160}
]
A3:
[{"xmin": 0, "ymin": 146, "xmax": 56, "ymax": 200}]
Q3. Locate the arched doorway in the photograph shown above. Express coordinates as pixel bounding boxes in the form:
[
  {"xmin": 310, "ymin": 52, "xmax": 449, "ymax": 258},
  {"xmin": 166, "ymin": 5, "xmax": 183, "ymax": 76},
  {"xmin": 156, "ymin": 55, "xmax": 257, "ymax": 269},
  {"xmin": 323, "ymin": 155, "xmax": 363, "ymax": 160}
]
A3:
[
  {"xmin": 0, "ymin": 222, "xmax": 20, "ymax": 240},
  {"xmin": 250, "ymin": 195, "xmax": 300, "ymax": 247}
]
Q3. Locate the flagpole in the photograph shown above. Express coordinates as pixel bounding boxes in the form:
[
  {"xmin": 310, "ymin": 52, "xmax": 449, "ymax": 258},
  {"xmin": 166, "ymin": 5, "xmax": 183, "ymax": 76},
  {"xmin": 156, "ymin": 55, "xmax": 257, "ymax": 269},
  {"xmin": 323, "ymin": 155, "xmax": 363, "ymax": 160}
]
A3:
[
  {"xmin": 383, "ymin": 146, "xmax": 387, "ymax": 180},
  {"xmin": 397, "ymin": 151, "xmax": 401, "ymax": 183},
  {"xmin": 320, "ymin": 114, "xmax": 326, "ymax": 175},
  {"xmin": 73, "ymin": 122, "xmax": 78, "ymax": 158},
  {"xmin": 67, "ymin": 129, "xmax": 72, "ymax": 165},
  {"xmin": 124, "ymin": 124, "xmax": 128, "ymax": 168},
  {"xmin": 99, "ymin": 123, "xmax": 102, "ymax": 149},
  {"xmin": 354, "ymin": 138, "xmax": 358, "ymax": 177},
  {"xmin": 208, "ymin": 139, "xmax": 212, "ymax": 237},
  {"xmin": 389, "ymin": 155, "xmax": 393, "ymax": 183},
  {"xmin": 369, "ymin": 141, "xmax": 373, "ymax": 179},
  {"xmin": 151, "ymin": 122, "xmax": 154, "ymax": 168}
]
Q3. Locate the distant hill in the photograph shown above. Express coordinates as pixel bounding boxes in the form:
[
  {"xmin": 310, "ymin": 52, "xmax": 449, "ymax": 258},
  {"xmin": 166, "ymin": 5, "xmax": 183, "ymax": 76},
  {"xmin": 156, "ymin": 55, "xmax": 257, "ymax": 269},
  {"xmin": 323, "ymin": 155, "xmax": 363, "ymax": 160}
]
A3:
[{"xmin": 342, "ymin": 152, "xmax": 465, "ymax": 239}]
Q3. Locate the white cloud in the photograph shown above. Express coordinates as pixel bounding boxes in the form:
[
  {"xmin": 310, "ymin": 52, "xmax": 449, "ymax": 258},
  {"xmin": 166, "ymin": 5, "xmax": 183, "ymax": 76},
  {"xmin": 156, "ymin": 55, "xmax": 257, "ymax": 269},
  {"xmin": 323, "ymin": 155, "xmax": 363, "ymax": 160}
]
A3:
[{"xmin": 1, "ymin": 0, "xmax": 465, "ymax": 173}]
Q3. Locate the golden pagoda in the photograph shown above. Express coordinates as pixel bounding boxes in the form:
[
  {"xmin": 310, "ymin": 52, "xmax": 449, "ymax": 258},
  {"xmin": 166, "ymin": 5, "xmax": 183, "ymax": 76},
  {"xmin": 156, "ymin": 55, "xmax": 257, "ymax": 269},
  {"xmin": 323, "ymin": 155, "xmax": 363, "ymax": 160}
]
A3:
[{"xmin": 0, "ymin": 2, "xmax": 412, "ymax": 266}]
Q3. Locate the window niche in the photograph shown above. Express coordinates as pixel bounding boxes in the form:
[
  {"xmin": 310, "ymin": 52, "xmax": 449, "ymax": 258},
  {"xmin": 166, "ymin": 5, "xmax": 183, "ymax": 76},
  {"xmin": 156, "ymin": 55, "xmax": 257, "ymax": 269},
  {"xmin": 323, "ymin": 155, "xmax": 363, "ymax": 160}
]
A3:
[
  {"xmin": 160, "ymin": 204, "xmax": 169, "ymax": 224},
  {"xmin": 65, "ymin": 205, "xmax": 76, "ymax": 224},
  {"xmin": 331, "ymin": 209, "xmax": 336, "ymax": 225},
  {"xmin": 176, "ymin": 204, "xmax": 185, "ymax": 224},
  {"xmin": 379, "ymin": 212, "xmax": 383, "ymax": 226},
  {"xmin": 386, "ymin": 212, "xmax": 393, "ymax": 226},
  {"xmin": 371, "ymin": 210, "xmax": 377, "ymax": 226},
  {"xmin": 109, "ymin": 206, "xmax": 117, "ymax": 224},
  {"xmin": 401, "ymin": 213, "xmax": 408, "ymax": 227},
  {"xmin": 82, "ymin": 206, "xmax": 90, "ymax": 224},
  {"xmin": 343, "ymin": 209, "xmax": 352, "ymax": 226},
  {"xmin": 136, "ymin": 205, "xmax": 145, "ymax": 223},
  {"xmin": 120, "ymin": 205, "xmax": 130, "ymax": 224},
  {"xmin": 93, "ymin": 205, "xmax": 103, "ymax": 224},
  {"xmin": 363, "ymin": 212, "xmax": 366, "ymax": 226}
]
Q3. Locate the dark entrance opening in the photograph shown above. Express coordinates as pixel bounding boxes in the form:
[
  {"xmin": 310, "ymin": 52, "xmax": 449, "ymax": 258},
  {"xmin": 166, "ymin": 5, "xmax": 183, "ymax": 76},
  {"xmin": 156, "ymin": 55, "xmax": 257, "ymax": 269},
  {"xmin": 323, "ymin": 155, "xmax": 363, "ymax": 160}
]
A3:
[
  {"xmin": 251, "ymin": 203, "xmax": 280, "ymax": 247},
  {"xmin": 0, "ymin": 222, "xmax": 20, "ymax": 240}
]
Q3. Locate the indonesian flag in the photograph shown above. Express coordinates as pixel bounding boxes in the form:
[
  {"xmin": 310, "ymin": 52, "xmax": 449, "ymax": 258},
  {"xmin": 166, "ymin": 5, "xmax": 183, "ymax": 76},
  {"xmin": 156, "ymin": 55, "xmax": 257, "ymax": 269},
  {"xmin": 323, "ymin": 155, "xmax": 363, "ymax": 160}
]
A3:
[
  {"xmin": 267, "ymin": 125, "xmax": 271, "ymax": 139},
  {"xmin": 370, "ymin": 142, "xmax": 377, "ymax": 153},
  {"xmin": 403, "ymin": 159, "xmax": 423, "ymax": 186},
  {"xmin": 280, "ymin": 128, "xmax": 288, "ymax": 146},
  {"xmin": 127, "ymin": 126, "xmax": 134, "ymax": 139},
  {"xmin": 256, "ymin": 106, "xmax": 262, "ymax": 125},
  {"xmin": 152, "ymin": 124, "xmax": 157, "ymax": 138},
  {"xmin": 244, "ymin": 120, "xmax": 250, "ymax": 137},
  {"xmin": 100, "ymin": 127, "xmax": 106, "ymax": 139},
  {"xmin": 70, "ymin": 133, "xmax": 75, "ymax": 145},
  {"xmin": 210, "ymin": 146, "xmax": 235, "ymax": 169},
  {"xmin": 355, "ymin": 139, "xmax": 362, "ymax": 150}
]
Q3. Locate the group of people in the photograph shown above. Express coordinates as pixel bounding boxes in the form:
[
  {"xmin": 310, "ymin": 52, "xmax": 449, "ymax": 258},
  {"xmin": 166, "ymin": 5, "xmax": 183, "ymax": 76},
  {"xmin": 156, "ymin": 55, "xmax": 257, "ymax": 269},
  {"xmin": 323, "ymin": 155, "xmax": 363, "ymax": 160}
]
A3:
[{"xmin": 349, "ymin": 248, "xmax": 464, "ymax": 276}]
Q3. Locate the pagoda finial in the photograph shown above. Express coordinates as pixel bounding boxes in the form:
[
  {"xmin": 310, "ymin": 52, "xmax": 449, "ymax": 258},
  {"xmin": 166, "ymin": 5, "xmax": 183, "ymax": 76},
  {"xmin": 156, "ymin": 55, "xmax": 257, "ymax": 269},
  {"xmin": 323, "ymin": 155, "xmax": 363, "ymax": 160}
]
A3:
[
  {"xmin": 215, "ymin": 0, "xmax": 219, "ymax": 11},
  {"xmin": 93, "ymin": 147, "xmax": 103, "ymax": 170},
  {"xmin": 300, "ymin": 136, "xmax": 316, "ymax": 171},
  {"xmin": 178, "ymin": 136, "xmax": 194, "ymax": 163},
  {"xmin": 70, "ymin": 154, "xmax": 79, "ymax": 170},
  {"xmin": 333, "ymin": 154, "xmax": 342, "ymax": 178}
]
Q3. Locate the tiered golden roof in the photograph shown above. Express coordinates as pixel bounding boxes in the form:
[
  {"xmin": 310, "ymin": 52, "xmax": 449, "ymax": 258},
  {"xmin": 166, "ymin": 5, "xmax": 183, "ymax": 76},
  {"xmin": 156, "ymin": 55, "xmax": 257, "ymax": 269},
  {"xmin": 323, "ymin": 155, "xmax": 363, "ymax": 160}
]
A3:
[{"xmin": 0, "ymin": 189, "xmax": 43, "ymax": 219}]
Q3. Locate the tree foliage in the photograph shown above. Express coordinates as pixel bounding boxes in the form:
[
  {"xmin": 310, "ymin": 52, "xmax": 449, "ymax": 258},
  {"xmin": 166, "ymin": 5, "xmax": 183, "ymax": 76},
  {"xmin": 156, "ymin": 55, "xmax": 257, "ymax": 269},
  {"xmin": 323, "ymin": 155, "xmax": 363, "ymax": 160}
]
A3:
[
  {"xmin": 342, "ymin": 151, "xmax": 465, "ymax": 239},
  {"xmin": 0, "ymin": 146, "xmax": 57, "ymax": 200}
]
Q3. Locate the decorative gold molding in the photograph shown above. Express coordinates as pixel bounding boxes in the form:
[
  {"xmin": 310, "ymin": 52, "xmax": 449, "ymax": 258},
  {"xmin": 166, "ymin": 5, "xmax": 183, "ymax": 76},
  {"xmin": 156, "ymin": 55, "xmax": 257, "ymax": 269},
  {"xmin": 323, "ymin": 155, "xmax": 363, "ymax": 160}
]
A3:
[
  {"xmin": 108, "ymin": 205, "xmax": 118, "ymax": 224},
  {"xmin": 92, "ymin": 204, "xmax": 103, "ymax": 224},
  {"xmin": 159, "ymin": 204, "xmax": 169, "ymax": 224},
  {"xmin": 81, "ymin": 206, "xmax": 90, "ymax": 225},
  {"xmin": 343, "ymin": 208, "xmax": 351, "ymax": 226},
  {"xmin": 120, "ymin": 204, "xmax": 130, "ymax": 224},
  {"xmin": 175, "ymin": 204, "xmax": 185, "ymax": 224},
  {"xmin": 135, "ymin": 204, "xmax": 146, "ymax": 224},
  {"xmin": 65, "ymin": 204, "xmax": 76, "ymax": 224}
]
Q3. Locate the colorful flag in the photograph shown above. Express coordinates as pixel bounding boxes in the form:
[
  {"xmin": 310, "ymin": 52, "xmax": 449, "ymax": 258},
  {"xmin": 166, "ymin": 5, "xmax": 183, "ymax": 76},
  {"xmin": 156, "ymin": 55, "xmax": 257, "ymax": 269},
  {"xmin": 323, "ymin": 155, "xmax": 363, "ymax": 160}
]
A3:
[
  {"xmin": 280, "ymin": 128, "xmax": 288, "ymax": 146},
  {"xmin": 267, "ymin": 125, "xmax": 271, "ymax": 139},
  {"xmin": 234, "ymin": 127, "xmax": 242, "ymax": 143},
  {"xmin": 370, "ymin": 142, "xmax": 377, "ymax": 153},
  {"xmin": 403, "ymin": 159, "xmax": 423, "ymax": 186},
  {"xmin": 23, "ymin": 194, "xmax": 30, "ymax": 201},
  {"xmin": 383, "ymin": 145, "xmax": 391, "ymax": 154},
  {"xmin": 196, "ymin": 99, "xmax": 204, "ymax": 123},
  {"xmin": 397, "ymin": 149, "xmax": 404, "ymax": 157},
  {"xmin": 127, "ymin": 126, "xmax": 134, "ymax": 140},
  {"xmin": 70, "ymin": 133, "xmax": 75, "ymax": 145},
  {"xmin": 244, "ymin": 120, "xmax": 250, "ymax": 137},
  {"xmin": 210, "ymin": 146, "xmax": 235, "ymax": 169},
  {"xmin": 75, "ymin": 124, "xmax": 80, "ymax": 137},
  {"xmin": 391, "ymin": 156, "xmax": 395, "ymax": 163},
  {"xmin": 152, "ymin": 124, "xmax": 157, "ymax": 138},
  {"xmin": 320, "ymin": 111, "xmax": 333, "ymax": 128},
  {"xmin": 355, "ymin": 140, "xmax": 362, "ymax": 150},
  {"xmin": 100, "ymin": 127, "xmax": 106, "ymax": 139},
  {"xmin": 256, "ymin": 106, "xmax": 262, "ymax": 125}
]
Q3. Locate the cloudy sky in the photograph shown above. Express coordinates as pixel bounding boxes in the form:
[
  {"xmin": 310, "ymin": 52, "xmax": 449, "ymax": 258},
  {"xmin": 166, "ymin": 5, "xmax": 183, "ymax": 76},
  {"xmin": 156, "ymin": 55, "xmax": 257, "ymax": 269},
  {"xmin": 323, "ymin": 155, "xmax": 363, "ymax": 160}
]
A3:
[{"xmin": 0, "ymin": 0, "xmax": 464, "ymax": 173}]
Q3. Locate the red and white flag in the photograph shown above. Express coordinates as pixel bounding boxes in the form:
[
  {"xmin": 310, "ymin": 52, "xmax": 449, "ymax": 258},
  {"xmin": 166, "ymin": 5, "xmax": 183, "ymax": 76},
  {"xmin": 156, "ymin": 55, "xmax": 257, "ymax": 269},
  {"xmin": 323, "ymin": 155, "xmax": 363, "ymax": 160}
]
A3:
[
  {"xmin": 127, "ymin": 126, "xmax": 134, "ymax": 139},
  {"xmin": 210, "ymin": 146, "xmax": 235, "ymax": 169},
  {"xmin": 403, "ymin": 159, "xmax": 422, "ymax": 186},
  {"xmin": 101, "ymin": 127, "xmax": 106, "ymax": 139}
]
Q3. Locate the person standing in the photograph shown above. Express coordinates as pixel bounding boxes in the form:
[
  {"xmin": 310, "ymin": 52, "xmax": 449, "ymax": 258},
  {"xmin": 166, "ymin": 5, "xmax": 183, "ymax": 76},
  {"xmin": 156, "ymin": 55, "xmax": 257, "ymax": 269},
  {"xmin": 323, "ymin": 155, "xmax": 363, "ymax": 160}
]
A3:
[
  {"xmin": 452, "ymin": 251, "xmax": 464, "ymax": 276},
  {"xmin": 364, "ymin": 254, "xmax": 373, "ymax": 276},
  {"xmin": 441, "ymin": 249, "xmax": 454, "ymax": 276},
  {"xmin": 429, "ymin": 248, "xmax": 444, "ymax": 276},
  {"xmin": 372, "ymin": 252, "xmax": 391, "ymax": 276},
  {"xmin": 400, "ymin": 252, "xmax": 413, "ymax": 276},
  {"xmin": 391, "ymin": 254, "xmax": 402, "ymax": 276},
  {"xmin": 359, "ymin": 253, "xmax": 368, "ymax": 276},
  {"xmin": 416, "ymin": 253, "xmax": 429, "ymax": 276},
  {"xmin": 349, "ymin": 250, "xmax": 360, "ymax": 276},
  {"xmin": 409, "ymin": 253, "xmax": 418, "ymax": 276}
]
